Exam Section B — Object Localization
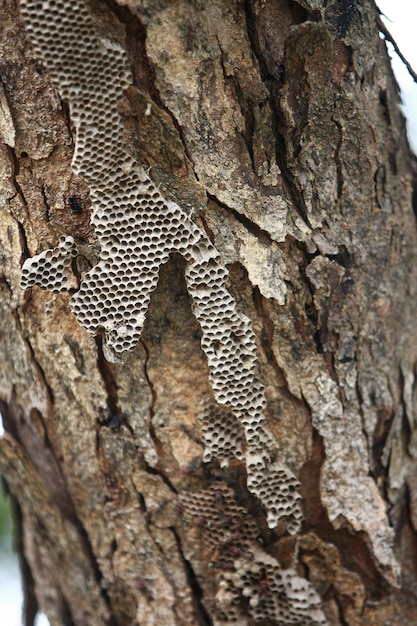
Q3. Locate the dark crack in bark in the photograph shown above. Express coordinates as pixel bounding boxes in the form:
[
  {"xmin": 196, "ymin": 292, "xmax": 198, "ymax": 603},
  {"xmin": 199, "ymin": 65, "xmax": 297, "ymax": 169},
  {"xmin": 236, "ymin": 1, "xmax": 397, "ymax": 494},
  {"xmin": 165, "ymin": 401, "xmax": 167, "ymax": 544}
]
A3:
[
  {"xmin": 104, "ymin": 0, "xmax": 198, "ymax": 178},
  {"xmin": 171, "ymin": 526, "xmax": 214, "ymax": 626}
]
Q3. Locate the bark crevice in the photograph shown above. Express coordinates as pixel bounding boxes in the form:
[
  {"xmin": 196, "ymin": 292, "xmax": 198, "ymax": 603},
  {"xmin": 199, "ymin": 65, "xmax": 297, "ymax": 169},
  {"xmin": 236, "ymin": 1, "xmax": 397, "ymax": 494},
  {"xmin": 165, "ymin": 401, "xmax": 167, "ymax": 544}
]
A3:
[
  {"xmin": 104, "ymin": 0, "xmax": 199, "ymax": 178},
  {"xmin": 171, "ymin": 526, "xmax": 214, "ymax": 626},
  {"xmin": 207, "ymin": 191, "xmax": 277, "ymax": 245}
]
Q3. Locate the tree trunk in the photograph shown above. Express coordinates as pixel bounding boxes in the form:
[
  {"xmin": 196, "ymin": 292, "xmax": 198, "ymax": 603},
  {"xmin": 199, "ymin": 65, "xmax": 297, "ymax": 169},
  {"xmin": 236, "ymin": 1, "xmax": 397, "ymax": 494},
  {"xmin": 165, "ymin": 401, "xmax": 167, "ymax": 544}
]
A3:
[{"xmin": 1, "ymin": 0, "xmax": 417, "ymax": 624}]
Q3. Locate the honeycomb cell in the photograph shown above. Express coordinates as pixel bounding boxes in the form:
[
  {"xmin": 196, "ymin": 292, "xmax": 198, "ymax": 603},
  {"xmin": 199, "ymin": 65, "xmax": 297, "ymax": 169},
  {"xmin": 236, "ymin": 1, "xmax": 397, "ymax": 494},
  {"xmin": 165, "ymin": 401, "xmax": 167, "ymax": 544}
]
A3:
[
  {"xmin": 21, "ymin": 236, "xmax": 77, "ymax": 293},
  {"xmin": 181, "ymin": 482, "xmax": 258, "ymax": 569},
  {"xmin": 182, "ymin": 484, "xmax": 326, "ymax": 625},
  {"xmin": 20, "ymin": 0, "xmax": 304, "ymax": 544},
  {"xmin": 198, "ymin": 397, "xmax": 245, "ymax": 467},
  {"xmin": 246, "ymin": 458, "xmax": 303, "ymax": 533}
]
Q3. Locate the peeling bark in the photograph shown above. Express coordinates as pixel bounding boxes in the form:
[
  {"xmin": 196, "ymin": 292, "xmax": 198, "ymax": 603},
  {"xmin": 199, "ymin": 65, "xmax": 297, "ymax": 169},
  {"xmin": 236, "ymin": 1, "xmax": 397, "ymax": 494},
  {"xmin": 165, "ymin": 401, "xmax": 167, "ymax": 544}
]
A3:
[{"xmin": 1, "ymin": 0, "xmax": 417, "ymax": 625}]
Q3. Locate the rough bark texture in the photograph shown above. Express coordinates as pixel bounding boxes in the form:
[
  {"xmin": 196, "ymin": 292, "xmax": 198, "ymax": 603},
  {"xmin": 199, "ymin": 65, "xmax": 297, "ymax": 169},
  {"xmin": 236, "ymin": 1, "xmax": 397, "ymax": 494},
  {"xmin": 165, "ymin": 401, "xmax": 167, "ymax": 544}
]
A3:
[{"xmin": 1, "ymin": 0, "xmax": 417, "ymax": 624}]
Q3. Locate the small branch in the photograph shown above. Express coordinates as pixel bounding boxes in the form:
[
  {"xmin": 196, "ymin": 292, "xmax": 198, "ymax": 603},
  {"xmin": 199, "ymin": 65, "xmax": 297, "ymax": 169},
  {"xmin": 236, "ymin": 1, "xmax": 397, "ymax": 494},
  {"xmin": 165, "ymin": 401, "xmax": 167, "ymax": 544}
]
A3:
[{"xmin": 377, "ymin": 14, "xmax": 417, "ymax": 84}]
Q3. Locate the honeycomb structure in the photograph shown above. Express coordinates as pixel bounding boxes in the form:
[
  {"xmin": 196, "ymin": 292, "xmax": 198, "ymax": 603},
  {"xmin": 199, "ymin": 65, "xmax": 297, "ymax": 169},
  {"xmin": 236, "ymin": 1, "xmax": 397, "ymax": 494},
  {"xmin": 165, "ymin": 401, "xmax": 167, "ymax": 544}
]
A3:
[
  {"xmin": 181, "ymin": 482, "xmax": 258, "ymax": 569},
  {"xmin": 19, "ymin": 0, "xmax": 303, "ymax": 538},
  {"xmin": 20, "ymin": 236, "xmax": 77, "ymax": 293},
  {"xmin": 20, "ymin": 0, "xmax": 200, "ymax": 360},
  {"xmin": 218, "ymin": 554, "xmax": 327, "ymax": 625},
  {"xmin": 198, "ymin": 397, "xmax": 245, "ymax": 467},
  {"xmin": 246, "ymin": 455, "xmax": 302, "ymax": 533},
  {"xmin": 197, "ymin": 399, "xmax": 302, "ymax": 531},
  {"xmin": 182, "ymin": 483, "xmax": 327, "ymax": 625}
]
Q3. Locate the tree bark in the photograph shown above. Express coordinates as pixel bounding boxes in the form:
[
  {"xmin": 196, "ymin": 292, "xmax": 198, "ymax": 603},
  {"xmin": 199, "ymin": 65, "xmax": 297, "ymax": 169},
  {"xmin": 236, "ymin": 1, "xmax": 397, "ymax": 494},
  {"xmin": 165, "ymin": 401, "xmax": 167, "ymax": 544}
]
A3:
[{"xmin": 1, "ymin": 0, "xmax": 417, "ymax": 624}]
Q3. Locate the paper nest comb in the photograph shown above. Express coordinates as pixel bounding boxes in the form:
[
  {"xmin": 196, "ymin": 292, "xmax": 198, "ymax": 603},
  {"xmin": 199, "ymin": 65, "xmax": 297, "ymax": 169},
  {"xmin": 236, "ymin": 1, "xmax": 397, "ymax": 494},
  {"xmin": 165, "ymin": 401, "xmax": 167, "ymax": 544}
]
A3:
[{"xmin": 18, "ymin": 5, "xmax": 315, "ymax": 622}]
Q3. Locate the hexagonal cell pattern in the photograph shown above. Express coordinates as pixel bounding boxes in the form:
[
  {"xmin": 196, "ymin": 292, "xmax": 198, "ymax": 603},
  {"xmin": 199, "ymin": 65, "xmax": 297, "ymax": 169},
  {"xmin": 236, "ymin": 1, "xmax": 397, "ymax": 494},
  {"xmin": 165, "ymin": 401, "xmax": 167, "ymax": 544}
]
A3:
[
  {"xmin": 19, "ymin": 0, "xmax": 303, "ymax": 538},
  {"xmin": 182, "ymin": 483, "xmax": 326, "ymax": 625},
  {"xmin": 218, "ymin": 554, "xmax": 327, "ymax": 625},
  {"xmin": 198, "ymin": 397, "xmax": 245, "ymax": 467},
  {"xmin": 246, "ymin": 454, "xmax": 302, "ymax": 533},
  {"xmin": 20, "ymin": 236, "xmax": 77, "ymax": 293},
  {"xmin": 181, "ymin": 482, "xmax": 258, "ymax": 570}
]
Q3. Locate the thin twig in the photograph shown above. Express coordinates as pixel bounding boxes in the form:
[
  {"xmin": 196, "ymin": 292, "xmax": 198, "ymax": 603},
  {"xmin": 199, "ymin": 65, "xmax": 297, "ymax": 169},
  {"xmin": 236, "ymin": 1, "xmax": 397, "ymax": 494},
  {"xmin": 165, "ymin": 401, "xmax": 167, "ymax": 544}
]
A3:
[{"xmin": 377, "ymin": 14, "xmax": 417, "ymax": 85}]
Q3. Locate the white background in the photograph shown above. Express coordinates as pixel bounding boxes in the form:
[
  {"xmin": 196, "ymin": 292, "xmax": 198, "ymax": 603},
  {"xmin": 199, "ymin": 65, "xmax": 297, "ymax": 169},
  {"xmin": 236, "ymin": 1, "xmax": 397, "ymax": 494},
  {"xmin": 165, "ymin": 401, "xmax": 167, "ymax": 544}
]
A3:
[{"xmin": 378, "ymin": 0, "xmax": 417, "ymax": 151}]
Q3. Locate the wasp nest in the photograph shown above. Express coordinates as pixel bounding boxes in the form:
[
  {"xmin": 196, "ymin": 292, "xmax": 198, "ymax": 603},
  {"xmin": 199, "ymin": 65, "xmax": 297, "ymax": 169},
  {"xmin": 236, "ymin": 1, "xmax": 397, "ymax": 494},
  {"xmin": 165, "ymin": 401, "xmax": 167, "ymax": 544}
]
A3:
[
  {"xmin": 20, "ymin": 0, "xmax": 303, "ymax": 538},
  {"xmin": 182, "ymin": 483, "xmax": 326, "ymax": 625},
  {"xmin": 20, "ymin": 236, "xmax": 77, "ymax": 293}
]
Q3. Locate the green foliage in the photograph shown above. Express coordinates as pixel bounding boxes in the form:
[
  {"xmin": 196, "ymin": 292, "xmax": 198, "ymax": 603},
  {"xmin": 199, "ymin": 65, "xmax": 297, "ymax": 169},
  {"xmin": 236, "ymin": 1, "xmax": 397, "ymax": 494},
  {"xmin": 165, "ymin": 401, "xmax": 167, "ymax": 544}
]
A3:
[{"xmin": 0, "ymin": 479, "xmax": 13, "ymax": 551}]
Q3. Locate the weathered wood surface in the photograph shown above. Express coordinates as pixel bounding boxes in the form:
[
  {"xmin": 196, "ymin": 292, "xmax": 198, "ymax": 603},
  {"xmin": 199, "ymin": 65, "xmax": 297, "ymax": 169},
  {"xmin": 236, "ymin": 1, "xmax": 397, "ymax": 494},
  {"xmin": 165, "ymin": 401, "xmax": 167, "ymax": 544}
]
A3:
[{"xmin": 1, "ymin": 0, "xmax": 417, "ymax": 624}]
